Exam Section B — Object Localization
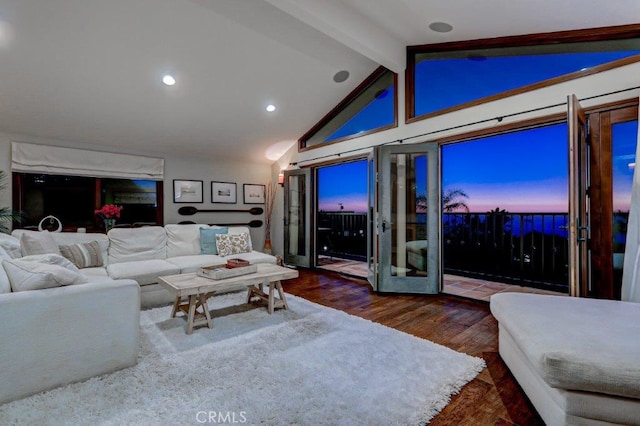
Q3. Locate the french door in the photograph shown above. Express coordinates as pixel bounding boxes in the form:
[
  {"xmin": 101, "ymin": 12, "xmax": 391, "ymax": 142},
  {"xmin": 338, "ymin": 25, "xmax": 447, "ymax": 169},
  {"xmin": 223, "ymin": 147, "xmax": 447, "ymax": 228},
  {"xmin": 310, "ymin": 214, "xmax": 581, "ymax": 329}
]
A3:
[
  {"xmin": 568, "ymin": 94, "xmax": 590, "ymax": 297},
  {"xmin": 376, "ymin": 143, "xmax": 440, "ymax": 293},
  {"xmin": 367, "ymin": 151, "xmax": 378, "ymax": 290},
  {"xmin": 284, "ymin": 169, "xmax": 312, "ymax": 267}
]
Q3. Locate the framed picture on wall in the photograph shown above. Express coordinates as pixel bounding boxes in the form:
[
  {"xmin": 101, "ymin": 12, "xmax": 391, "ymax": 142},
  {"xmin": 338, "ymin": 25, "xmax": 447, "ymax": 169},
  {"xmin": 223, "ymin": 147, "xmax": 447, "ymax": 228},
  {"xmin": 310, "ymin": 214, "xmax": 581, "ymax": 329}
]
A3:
[
  {"xmin": 211, "ymin": 181, "xmax": 237, "ymax": 204},
  {"xmin": 243, "ymin": 184, "xmax": 265, "ymax": 204},
  {"xmin": 173, "ymin": 179, "xmax": 203, "ymax": 203}
]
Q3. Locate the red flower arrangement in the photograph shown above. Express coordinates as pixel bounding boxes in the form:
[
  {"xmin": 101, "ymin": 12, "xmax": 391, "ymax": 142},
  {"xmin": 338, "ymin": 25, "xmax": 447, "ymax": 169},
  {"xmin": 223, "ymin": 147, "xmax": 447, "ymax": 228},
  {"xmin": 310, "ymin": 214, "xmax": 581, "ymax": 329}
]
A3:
[{"xmin": 95, "ymin": 204, "xmax": 123, "ymax": 219}]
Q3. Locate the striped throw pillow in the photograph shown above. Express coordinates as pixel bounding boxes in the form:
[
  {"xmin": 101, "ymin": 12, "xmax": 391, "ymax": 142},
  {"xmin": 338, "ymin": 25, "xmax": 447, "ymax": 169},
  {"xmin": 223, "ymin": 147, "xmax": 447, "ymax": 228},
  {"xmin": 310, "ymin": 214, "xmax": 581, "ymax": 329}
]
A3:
[{"xmin": 59, "ymin": 241, "xmax": 104, "ymax": 269}]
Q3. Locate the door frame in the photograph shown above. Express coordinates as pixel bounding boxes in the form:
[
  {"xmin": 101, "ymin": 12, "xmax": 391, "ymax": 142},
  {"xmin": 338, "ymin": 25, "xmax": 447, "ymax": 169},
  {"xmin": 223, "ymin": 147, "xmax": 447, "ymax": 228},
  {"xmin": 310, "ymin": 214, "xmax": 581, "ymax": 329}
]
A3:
[{"xmin": 377, "ymin": 143, "xmax": 440, "ymax": 294}]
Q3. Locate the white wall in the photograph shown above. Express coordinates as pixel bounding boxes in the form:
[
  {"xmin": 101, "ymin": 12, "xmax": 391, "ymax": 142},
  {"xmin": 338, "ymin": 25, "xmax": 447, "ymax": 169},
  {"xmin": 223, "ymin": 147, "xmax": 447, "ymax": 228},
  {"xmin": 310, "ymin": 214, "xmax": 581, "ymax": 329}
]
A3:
[
  {"xmin": 271, "ymin": 61, "xmax": 640, "ymax": 256},
  {"xmin": 0, "ymin": 133, "xmax": 271, "ymax": 249}
]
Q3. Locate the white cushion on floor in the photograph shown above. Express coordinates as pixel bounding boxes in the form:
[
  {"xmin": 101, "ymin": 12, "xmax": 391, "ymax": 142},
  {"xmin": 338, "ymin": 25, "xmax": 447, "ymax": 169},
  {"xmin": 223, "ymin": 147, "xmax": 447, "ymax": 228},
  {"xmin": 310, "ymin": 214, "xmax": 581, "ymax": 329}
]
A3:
[{"xmin": 491, "ymin": 293, "xmax": 640, "ymax": 399}]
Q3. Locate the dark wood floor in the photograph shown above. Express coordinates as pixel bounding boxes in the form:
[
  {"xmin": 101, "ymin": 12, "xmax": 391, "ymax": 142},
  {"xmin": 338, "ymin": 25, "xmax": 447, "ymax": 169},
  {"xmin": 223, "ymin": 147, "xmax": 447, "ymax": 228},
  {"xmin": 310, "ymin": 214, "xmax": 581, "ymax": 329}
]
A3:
[{"xmin": 282, "ymin": 268, "xmax": 545, "ymax": 426}]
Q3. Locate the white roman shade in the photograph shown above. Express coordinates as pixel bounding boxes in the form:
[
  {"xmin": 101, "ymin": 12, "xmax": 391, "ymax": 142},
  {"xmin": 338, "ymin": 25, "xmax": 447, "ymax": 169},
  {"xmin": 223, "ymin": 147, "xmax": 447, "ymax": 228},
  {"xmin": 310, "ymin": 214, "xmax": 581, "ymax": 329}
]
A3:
[{"xmin": 11, "ymin": 142, "xmax": 164, "ymax": 180}]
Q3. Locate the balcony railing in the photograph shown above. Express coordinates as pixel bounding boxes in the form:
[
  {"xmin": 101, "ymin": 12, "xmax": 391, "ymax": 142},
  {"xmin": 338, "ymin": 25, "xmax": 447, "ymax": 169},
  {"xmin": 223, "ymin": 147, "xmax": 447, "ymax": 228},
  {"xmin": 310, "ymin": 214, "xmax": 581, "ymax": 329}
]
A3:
[
  {"xmin": 317, "ymin": 211, "xmax": 628, "ymax": 292},
  {"xmin": 442, "ymin": 212, "xmax": 570, "ymax": 291},
  {"xmin": 317, "ymin": 211, "xmax": 367, "ymax": 261}
]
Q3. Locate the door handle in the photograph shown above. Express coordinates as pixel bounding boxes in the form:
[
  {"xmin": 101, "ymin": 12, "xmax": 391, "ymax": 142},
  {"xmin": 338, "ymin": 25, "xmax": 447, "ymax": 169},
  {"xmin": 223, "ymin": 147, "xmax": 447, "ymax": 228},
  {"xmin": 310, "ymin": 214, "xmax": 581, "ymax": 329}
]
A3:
[{"xmin": 382, "ymin": 219, "xmax": 387, "ymax": 232}]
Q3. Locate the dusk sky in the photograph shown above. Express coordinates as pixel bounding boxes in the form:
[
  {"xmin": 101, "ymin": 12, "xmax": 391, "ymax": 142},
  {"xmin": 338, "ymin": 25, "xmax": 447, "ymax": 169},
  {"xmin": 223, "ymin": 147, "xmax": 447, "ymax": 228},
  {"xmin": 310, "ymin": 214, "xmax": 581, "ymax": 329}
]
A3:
[
  {"xmin": 318, "ymin": 119, "xmax": 636, "ymax": 214},
  {"xmin": 317, "ymin": 51, "xmax": 639, "ymax": 215}
]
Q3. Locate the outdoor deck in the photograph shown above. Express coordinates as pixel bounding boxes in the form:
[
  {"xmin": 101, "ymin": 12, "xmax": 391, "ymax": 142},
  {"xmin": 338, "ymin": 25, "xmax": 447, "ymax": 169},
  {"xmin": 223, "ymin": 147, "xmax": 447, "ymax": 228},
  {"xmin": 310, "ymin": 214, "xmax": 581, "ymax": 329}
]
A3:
[{"xmin": 317, "ymin": 256, "xmax": 564, "ymax": 301}]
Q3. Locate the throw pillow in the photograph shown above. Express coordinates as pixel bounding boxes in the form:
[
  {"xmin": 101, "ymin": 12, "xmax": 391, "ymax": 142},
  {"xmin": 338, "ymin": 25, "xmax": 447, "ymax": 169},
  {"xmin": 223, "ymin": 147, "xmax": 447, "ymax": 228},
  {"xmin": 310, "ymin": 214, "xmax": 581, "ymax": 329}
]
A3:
[
  {"xmin": 3, "ymin": 258, "xmax": 89, "ymax": 292},
  {"xmin": 0, "ymin": 245, "xmax": 12, "ymax": 294},
  {"xmin": 0, "ymin": 233, "xmax": 22, "ymax": 259},
  {"xmin": 200, "ymin": 227, "xmax": 228, "ymax": 255},
  {"xmin": 215, "ymin": 232, "xmax": 251, "ymax": 257},
  {"xmin": 59, "ymin": 241, "xmax": 104, "ymax": 269},
  {"xmin": 20, "ymin": 230, "xmax": 60, "ymax": 256}
]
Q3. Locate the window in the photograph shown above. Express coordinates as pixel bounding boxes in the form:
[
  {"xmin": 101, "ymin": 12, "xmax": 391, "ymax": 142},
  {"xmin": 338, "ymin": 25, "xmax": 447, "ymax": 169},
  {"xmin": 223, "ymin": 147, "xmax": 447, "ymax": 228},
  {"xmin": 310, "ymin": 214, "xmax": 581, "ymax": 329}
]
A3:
[
  {"xmin": 299, "ymin": 67, "xmax": 397, "ymax": 150},
  {"xmin": 13, "ymin": 173, "xmax": 163, "ymax": 231},
  {"xmin": 407, "ymin": 25, "xmax": 640, "ymax": 122}
]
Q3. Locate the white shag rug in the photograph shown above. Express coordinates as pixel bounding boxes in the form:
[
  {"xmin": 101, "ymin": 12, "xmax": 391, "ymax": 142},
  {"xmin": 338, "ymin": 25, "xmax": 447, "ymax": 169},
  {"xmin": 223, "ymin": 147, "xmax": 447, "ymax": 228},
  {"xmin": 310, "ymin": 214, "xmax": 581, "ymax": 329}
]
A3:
[{"xmin": 0, "ymin": 291, "xmax": 485, "ymax": 425}]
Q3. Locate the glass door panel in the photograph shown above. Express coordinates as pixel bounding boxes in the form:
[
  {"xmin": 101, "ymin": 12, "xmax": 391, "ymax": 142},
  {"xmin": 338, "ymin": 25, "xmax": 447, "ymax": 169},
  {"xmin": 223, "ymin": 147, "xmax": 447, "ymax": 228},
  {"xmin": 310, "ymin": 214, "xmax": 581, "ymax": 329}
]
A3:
[
  {"xmin": 612, "ymin": 119, "xmax": 638, "ymax": 296},
  {"xmin": 284, "ymin": 169, "xmax": 312, "ymax": 267},
  {"xmin": 367, "ymin": 150, "xmax": 378, "ymax": 290},
  {"xmin": 378, "ymin": 143, "xmax": 439, "ymax": 293}
]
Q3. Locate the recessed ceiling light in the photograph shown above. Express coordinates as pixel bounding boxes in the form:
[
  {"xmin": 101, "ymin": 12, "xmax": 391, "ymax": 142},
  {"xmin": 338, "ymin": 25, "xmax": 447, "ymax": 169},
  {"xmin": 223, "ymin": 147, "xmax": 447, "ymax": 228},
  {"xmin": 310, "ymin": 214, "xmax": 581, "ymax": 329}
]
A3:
[
  {"xmin": 429, "ymin": 21, "xmax": 453, "ymax": 33},
  {"xmin": 162, "ymin": 75, "xmax": 176, "ymax": 86},
  {"xmin": 266, "ymin": 104, "xmax": 276, "ymax": 112},
  {"xmin": 333, "ymin": 70, "xmax": 350, "ymax": 83}
]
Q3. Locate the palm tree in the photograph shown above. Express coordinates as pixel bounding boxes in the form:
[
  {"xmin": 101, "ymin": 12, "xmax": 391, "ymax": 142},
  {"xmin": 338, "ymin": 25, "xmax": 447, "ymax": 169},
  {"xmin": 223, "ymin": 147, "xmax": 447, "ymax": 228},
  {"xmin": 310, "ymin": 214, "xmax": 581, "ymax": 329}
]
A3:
[
  {"xmin": 442, "ymin": 188, "xmax": 469, "ymax": 212},
  {"xmin": 0, "ymin": 171, "xmax": 21, "ymax": 233},
  {"xmin": 416, "ymin": 188, "xmax": 470, "ymax": 212}
]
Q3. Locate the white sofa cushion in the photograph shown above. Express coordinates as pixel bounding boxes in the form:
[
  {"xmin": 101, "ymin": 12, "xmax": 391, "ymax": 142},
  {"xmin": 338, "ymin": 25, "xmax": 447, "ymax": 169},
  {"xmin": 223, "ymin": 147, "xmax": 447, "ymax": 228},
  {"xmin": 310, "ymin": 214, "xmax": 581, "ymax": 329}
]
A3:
[
  {"xmin": 0, "ymin": 233, "xmax": 22, "ymax": 259},
  {"xmin": 490, "ymin": 293, "xmax": 640, "ymax": 399},
  {"xmin": 81, "ymin": 267, "xmax": 113, "ymax": 280},
  {"xmin": 165, "ymin": 224, "xmax": 208, "ymax": 257},
  {"xmin": 107, "ymin": 259, "xmax": 179, "ymax": 285},
  {"xmin": 166, "ymin": 254, "xmax": 226, "ymax": 273},
  {"xmin": 20, "ymin": 230, "xmax": 60, "ymax": 255},
  {"xmin": 0, "ymin": 245, "xmax": 12, "ymax": 293},
  {"xmin": 3, "ymin": 255, "xmax": 89, "ymax": 292},
  {"xmin": 108, "ymin": 226, "xmax": 167, "ymax": 264}
]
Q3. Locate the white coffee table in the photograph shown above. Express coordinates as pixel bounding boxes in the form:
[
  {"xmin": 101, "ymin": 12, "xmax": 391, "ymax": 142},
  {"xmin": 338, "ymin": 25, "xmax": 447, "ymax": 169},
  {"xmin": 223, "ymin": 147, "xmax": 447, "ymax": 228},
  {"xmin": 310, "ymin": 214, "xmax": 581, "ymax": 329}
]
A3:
[{"xmin": 158, "ymin": 263, "xmax": 299, "ymax": 334}]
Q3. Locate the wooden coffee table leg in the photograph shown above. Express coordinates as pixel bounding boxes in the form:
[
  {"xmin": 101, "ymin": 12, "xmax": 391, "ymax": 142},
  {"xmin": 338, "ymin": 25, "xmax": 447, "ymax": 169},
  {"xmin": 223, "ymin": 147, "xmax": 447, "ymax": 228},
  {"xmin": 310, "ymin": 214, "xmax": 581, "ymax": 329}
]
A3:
[
  {"xmin": 275, "ymin": 280, "xmax": 288, "ymax": 310},
  {"xmin": 268, "ymin": 282, "xmax": 276, "ymax": 314},
  {"xmin": 200, "ymin": 292, "xmax": 213, "ymax": 329},
  {"xmin": 170, "ymin": 296, "xmax": 181, "ymax": 318},
  {"xmin": 186, "ymin": 294, "xmax": 197, "ymax": 334}
]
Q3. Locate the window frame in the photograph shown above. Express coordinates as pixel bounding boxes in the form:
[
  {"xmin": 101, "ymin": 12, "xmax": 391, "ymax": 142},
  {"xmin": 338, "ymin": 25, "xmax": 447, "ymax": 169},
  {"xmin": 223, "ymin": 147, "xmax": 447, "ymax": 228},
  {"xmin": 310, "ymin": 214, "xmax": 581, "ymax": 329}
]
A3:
[
  {"xmin": 406, "ymin": 24, "xmax": 640, "ymax": 124},
  {"xmin": 12, "ymin": 173, "xmax": 164, "ymax": 231},
  {"xmin": 299, "ymin": 66, "xmax": 398, "ymax": 152}
]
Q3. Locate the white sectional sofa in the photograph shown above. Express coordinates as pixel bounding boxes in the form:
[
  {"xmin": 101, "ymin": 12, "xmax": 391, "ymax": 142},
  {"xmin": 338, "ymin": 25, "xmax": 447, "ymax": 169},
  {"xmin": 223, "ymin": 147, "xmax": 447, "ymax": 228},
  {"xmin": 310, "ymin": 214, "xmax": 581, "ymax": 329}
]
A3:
[
  {"xmin": 0, "ymin": 224, "xmax": 276, "ymax": 405},
  {"xmin": 490, "ymin": 293, "xmax": 640, "ymax": 425},
  {"xmin": 10, "ymin": 224, "xmax": 276, "ymax": 308}
]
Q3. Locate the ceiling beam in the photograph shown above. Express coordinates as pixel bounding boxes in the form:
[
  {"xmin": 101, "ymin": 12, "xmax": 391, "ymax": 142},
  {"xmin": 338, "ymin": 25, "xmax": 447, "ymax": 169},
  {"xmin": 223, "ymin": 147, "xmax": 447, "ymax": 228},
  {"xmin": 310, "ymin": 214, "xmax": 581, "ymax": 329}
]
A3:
[{"xmin": 264, "ymin": 0, "xmax": 406, "ymax": 73}]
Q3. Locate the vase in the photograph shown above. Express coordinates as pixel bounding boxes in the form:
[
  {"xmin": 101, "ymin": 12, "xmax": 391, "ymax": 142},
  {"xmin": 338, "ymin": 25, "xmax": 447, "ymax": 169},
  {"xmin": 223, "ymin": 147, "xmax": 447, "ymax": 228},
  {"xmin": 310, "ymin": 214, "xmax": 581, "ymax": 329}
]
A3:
[
  {"xmin": 103, "ymin": 218, "xmax": 116, "ymax": 232},
  {"xmin": 263, "ymin": 239, "xmax": 272, "ymax": 254}
]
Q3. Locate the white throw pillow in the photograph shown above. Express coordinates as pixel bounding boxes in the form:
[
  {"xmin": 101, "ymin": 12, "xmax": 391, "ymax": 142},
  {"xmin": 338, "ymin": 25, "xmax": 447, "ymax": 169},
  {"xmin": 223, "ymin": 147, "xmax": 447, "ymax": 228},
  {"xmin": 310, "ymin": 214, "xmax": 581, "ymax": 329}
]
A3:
[
  {"xmin": 0, "ymin": 233, "xmax": 22, "ymax": 259},
  {"xmin": 0, "ymin": 245, "xmax": 12, "ymax": 293},
  {"xmin": 3, "ymin": 256, "xmax": 89, "ymax": 292},
  {"xmin": 20, "ymin": 230, "xmax": 61, "ymax": 256},
  {"xmin": 19, "ymin": 253, "xmax": 84, "ymax": 271},
  {"xmin": 215, "ymin": 232, "xmax": 251, "ymax": 257}
]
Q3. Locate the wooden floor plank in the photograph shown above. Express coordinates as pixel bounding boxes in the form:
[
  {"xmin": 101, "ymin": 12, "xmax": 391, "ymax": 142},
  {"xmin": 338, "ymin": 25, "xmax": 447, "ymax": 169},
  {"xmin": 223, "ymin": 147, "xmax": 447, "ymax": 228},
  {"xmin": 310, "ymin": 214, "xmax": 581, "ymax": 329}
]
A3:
[{"xmin": 282, "ymin": 268, "xmax": 544, "ymax": 425}]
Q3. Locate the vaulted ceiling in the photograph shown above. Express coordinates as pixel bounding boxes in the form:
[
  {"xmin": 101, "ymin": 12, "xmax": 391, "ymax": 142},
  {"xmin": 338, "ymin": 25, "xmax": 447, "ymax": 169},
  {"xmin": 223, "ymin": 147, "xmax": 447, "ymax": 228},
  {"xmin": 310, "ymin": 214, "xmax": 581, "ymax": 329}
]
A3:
[{"xmin": 0, "ymin": 0, "xmax": 638, "ymax": 164}]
